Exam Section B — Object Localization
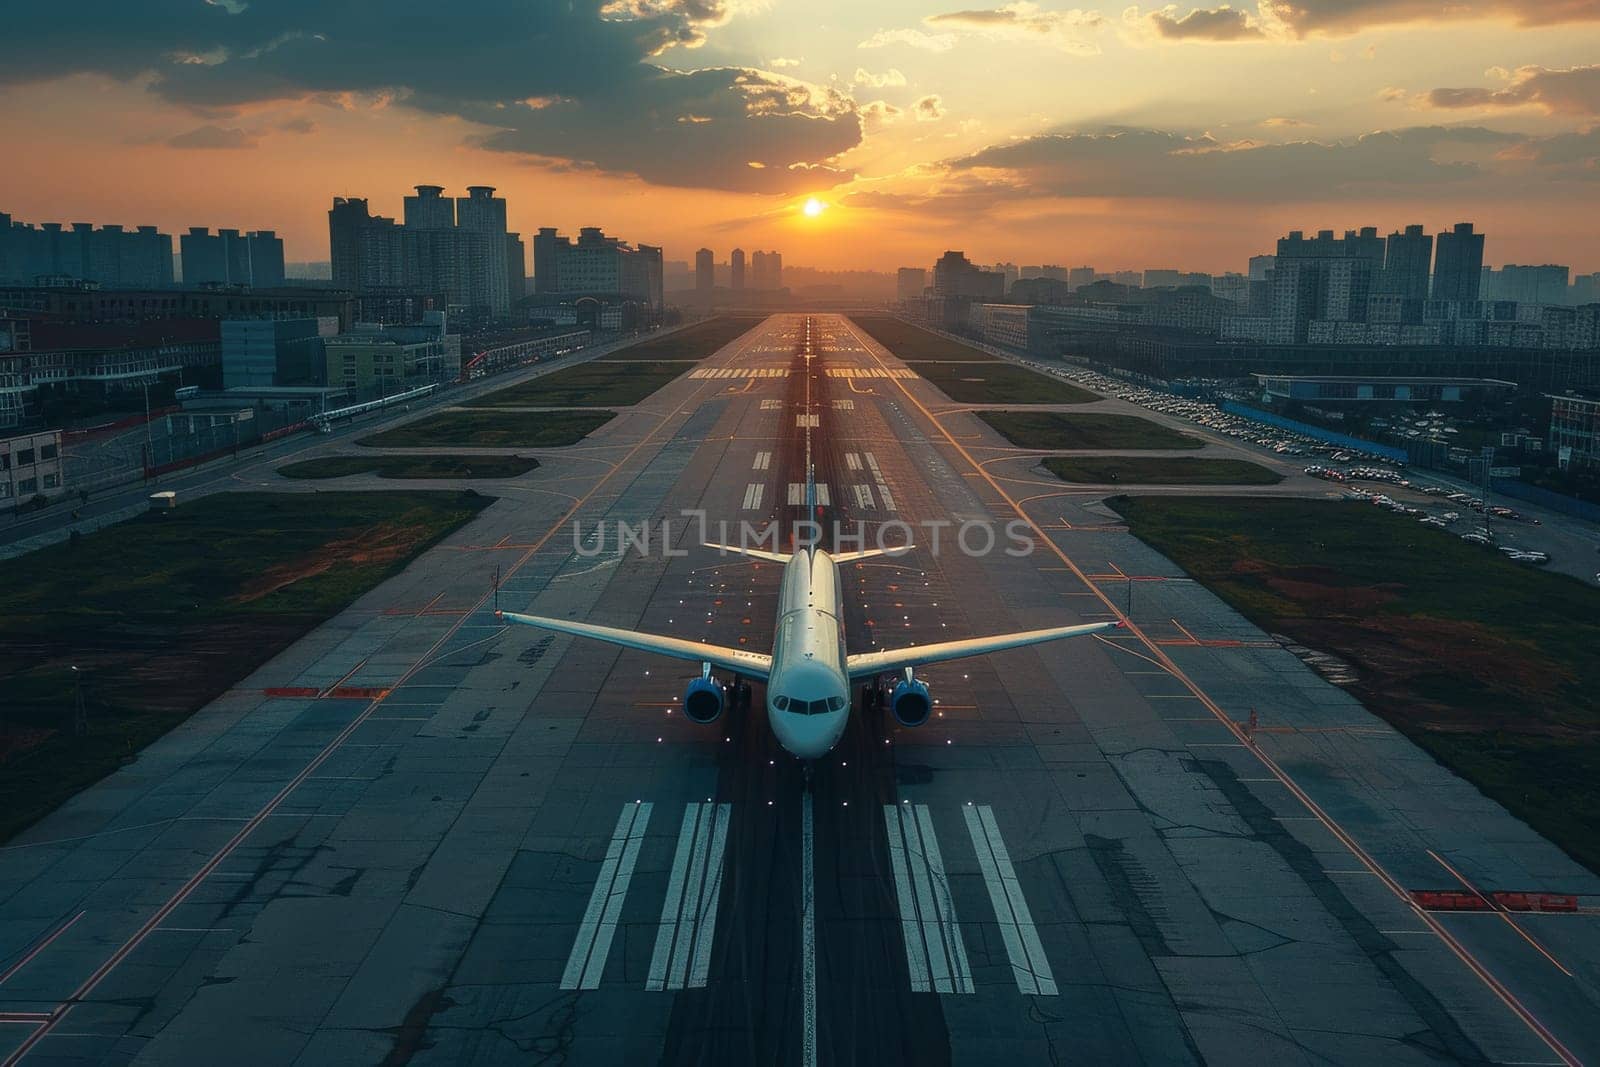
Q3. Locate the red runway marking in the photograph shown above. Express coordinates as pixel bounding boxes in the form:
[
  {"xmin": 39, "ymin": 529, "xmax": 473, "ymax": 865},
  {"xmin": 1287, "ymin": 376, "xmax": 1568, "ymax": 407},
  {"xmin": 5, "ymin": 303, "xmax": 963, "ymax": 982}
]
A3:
[{"xmin": 261, "ymin": 687, "xmax": 319, "ymax": 698}]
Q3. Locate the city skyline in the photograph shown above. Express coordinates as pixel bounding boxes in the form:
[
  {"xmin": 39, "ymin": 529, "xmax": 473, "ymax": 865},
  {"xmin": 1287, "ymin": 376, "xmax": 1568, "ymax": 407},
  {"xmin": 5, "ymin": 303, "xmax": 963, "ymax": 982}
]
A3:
[{"xmin": 2, "ymin": 3, "xmax": 1598, "ymax": 273}]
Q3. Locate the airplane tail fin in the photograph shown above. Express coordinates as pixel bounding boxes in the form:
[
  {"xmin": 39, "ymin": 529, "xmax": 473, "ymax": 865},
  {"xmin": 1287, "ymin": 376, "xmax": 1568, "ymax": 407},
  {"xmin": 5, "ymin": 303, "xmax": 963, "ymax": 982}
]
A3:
[{"xmin": 703, "ymin": 542, "xmax": 793, "ymax": 563}]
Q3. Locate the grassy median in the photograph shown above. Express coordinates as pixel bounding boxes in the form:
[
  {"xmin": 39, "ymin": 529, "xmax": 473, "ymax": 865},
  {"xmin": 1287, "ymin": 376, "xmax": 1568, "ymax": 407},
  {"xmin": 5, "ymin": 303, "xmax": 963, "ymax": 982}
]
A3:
[
  {"xmin": 980, "ymin": 411, "xmax": 1201, "ymax": 450},
  {"xmin": 468, "ymin": 361, "xmax": 689, "ymax": 407},
  {"xmin": 1044, "ymin": 456, "xmax": 1281, "ymax": 485},
  {"xmin": 0, "ymin": 490, "xmax": 492, "ymax": 843},
  {"xmin": 280, "ymin": 455, "xmax": 539, "ymax": 480},
  {"xmin": 849, "ymin": 315, "xmax": 999, "ymax": 362},
  {"xmin": 360, "ymin": 410, "xmax": 613, "ymax": 448},
  {"xmin": 596, "ymin": 317, "xmax": 756, "ymax": 361},
  {"xmin": 1114, "ymin": 495, "xmax": 1600, "ymax": 873}
]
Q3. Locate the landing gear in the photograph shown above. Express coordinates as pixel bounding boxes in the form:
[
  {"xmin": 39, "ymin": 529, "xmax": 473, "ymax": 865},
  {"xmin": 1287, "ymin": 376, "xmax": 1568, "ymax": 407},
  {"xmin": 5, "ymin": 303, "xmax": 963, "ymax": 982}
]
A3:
[{"xmin": 731, "ymin": 678, "xmax": 753, "ymax": 707}]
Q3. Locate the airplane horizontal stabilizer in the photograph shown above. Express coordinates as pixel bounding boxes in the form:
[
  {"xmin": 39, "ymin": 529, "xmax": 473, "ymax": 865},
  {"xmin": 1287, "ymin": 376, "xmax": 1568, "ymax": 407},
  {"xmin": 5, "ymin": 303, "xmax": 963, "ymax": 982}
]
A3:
[{"xmin": 702, "ymin": 542, "xmax": 793, "ymax": 563}]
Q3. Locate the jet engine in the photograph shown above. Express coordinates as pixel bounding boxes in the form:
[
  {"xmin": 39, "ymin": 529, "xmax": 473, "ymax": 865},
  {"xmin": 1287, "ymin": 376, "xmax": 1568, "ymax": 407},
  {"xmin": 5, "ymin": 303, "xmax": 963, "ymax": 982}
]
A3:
[
  {"xmin": 683, "ymin": 676, "xmax": 725, "ymax": 725},
  {"xmin": 890, "ymin": 676, "xmax": 932, "ymax": 728}
]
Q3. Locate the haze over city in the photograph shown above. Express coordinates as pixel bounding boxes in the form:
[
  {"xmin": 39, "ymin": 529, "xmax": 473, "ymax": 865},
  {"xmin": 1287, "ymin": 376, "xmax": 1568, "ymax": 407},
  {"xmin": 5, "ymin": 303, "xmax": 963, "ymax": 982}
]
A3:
[{"xmin": 3, "ymin": 0, "xmax": 1599, "ymax": 272}]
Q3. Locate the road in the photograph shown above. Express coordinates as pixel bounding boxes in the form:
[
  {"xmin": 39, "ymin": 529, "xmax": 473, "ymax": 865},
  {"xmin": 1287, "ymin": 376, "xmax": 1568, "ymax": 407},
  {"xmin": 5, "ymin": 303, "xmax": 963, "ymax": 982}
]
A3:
[{"xmin": 1, "ymin": 313, "xmax": 1598, "ymax": 1065}]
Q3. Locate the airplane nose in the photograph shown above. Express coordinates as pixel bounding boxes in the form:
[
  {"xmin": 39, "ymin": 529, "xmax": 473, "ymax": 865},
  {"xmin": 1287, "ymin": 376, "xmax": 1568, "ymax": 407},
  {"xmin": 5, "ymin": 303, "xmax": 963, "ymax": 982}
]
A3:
[{"xmin": 772, "ymin": 709, "xmax": 848, "ymax": 759}]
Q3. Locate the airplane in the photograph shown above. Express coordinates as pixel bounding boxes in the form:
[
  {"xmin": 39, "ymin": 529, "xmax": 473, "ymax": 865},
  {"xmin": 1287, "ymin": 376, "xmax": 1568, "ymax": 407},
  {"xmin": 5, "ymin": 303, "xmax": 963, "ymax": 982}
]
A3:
[{"xmin": 496, "ymin": 535, "xmax": 1120, "ymax": 760}]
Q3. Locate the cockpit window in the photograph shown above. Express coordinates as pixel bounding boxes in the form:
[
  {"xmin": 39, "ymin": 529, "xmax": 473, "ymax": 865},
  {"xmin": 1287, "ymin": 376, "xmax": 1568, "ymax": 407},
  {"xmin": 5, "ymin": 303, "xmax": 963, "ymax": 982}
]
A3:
[{"xmin": 776, "ymin": 695, "xmax": 845, "ymax": 714}]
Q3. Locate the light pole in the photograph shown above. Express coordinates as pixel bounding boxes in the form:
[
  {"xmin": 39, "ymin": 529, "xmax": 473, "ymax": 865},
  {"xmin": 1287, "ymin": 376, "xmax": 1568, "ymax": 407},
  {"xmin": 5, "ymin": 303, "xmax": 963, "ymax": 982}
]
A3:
[{"xmin": 142, "ymin": 380, "xmax": 156, "ymax": 479}]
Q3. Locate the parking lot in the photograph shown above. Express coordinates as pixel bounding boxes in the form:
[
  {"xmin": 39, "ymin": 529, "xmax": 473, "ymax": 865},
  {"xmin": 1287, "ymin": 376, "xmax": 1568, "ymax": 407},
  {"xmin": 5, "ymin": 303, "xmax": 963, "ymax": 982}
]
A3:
[{"xmin": 1002, "ymin": 360, "xmax": 1600, "ymax": 585}]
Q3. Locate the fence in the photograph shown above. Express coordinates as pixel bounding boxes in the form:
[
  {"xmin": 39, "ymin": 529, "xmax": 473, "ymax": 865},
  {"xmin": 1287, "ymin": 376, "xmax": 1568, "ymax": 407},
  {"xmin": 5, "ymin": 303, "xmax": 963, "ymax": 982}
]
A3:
[
  {"xmin": 1489, "ymin": 478, "xmax": 1600, "ymax": 523},
  {"xmin": 1220, "ymin": 402, "xmax": 1408, "ymax": 463}
]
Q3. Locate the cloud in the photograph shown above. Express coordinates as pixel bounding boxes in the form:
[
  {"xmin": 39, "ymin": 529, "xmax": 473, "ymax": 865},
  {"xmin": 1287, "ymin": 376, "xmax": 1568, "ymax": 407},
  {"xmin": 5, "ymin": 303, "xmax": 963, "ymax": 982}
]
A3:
[
  {"xmin": 858, "ymin": 28, "xmax": 959, "ymax": 51},
  {"xmin": 942, "ymin": 124, "xmax": 1536, "ymax": 201},
  {"xmin": 0, "ymin": 0, "xmax": 856, "ymax": 194},
  {"xmin": 1258, "ymin": 0, "xmax": 1600, "ymax": 37},
  {"xmin": 861, "ymin": 100, "xmax": 904, "ymax": 131},
  {"xmin": 1420, "ymin": 65, "xmax": 1600, "ymax": 116},
  {"xmin": 914, "ymin": 94, "xmax": 947, "ymax": 121},
  {"xmin": 1260, "ymin": 116, "xmax": 1312, "ymax": 127},
  {"xmin": 921, "ymin": 2, "xmax": 1105, "ymax": 53},
  {"xmin": 768, "ymin": 56, "xmax": 802, "ymax": 68},
  {"xmin": 167, "ymin": 123, "xmax": 258, "ymax": 149},
  {"xmin": 1125, "ymin": 4, "xmax": 1268, "ymax": 41},
  {"xmin": 276, "ymin": 115, "xmax": 318, "ymax": 134},
  {"xmin": 853, "ymin": 67, "xmax": 907, "ymax": 88}
]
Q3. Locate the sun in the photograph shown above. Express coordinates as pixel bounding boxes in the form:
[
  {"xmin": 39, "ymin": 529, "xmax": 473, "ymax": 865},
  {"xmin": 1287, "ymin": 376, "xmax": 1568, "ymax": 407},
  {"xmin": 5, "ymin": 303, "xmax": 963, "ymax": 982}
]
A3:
[{"xmin": 802, "ymin": 197, "xmax": 826, "ymax": 218}]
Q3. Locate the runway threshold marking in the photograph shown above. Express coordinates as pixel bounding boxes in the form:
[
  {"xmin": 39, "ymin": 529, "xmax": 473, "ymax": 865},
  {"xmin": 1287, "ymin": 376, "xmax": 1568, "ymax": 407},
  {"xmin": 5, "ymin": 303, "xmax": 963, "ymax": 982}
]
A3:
[
  {"xmin": 647, "ymin": 802, "xmax": 732, "ymax": 991},
  {"xmin": 562, "ymin": 802, "xmax": 654, "ymax": 991},
  {"xmin": 964, "ymin": 806, "xmax": 1057, "ymax": 996},
  {"xmin": 742, "ymin": 483, "xmax": 765, "ymax": 510},
  {"xmin": 883, "ymin": 804, "xmax": 974, "ymax": 994},
  {"xmin": 841, "ymin": 315, "xmax": 1581, "ymax": 1066},
  {"xmin": 753, "ymin": 451, "xmax": 772, "ymax": 470}
]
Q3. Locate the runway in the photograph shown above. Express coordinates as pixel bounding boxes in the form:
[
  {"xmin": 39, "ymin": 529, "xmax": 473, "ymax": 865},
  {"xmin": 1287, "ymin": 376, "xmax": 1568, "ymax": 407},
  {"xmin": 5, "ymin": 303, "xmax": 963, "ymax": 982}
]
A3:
[{"xmin": 2, "ymin": 314, "xmax": 1598, "ymax": 1066}]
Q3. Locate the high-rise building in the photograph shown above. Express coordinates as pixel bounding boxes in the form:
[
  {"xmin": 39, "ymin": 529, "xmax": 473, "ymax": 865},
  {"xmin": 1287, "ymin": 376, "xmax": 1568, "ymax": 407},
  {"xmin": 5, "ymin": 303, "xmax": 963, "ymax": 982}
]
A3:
[
  {"xmin": 1068, "ymin": 266, "xmax": 1095, "ymax": 292},
  {"xmin": 1379, "ymin": 224, "xmax": 1432, "ymax": 301},
  {"xmin": 403, "ymin": 185, "xmax": 456, "ymax": 230},
  {"xmin": 751, "ymin": 251, "xmax": 769, "ymax": 290},
  {"xmin": 0, "ymin": 213, "xmax": 173, "ymax": 288},
  {"xmin": 1269, "ymin": 259, "xmax": 1322, "ymax": 344},
  {"xmin": 1143, "ymin": 269, "xmax": 1182, "ymax": 289},
  {"xmin": 527, "ymin": 227, "xmax": 662, "ymax": 309},
  {"xmin": 328, "ymin": 186, "xmax": 519, "ymax": 315},
  {"xmin": 1432, "ymin": 222, "xmax": 1484, "ymax": 304},
  {"xmin": 769, "ymin": 251, "xmax": 783, "ymax": 290},
  {"xmin": 695, "ymin": 248, "xmax": 714, "ymax": 292},
  {"xmin": 1322, "ymin": 259, "xmax": 1376, "ymax": 322},
  {"xmin": 533, "ymin": 227, "xmax": 563, "ymax": 295},
  {"xmin": 1113, "ymin": 270, "xmax": 1143, "ymax": 288},
  {"xmin": 731, "ymin": 248, "xmax": 746, "ymax": 291},
  {"xmin": 455, "ymin": 186, "xmax": 513, "ymax": 311},
  {"xmin": 180, "ymin": 228, "xmax": 284, "ymax": 287},
  {"xmin": 897, "ymin": 267, "xmax": 927, "ymax": 302},
  {"xmin": 1483, "ymin": 264, "xmax": 1570, "ymax": 305},
  {"xmin": 1247, "ymin": 255, "xmax": 1276, "ymax": 282},
  {"xmin": 1573, "ymin": 273, "xmax": 1600, "ymax": 305},
  {"xmin": 932, "ymin": 251, "xmax": 1004, "ymax": 300}
]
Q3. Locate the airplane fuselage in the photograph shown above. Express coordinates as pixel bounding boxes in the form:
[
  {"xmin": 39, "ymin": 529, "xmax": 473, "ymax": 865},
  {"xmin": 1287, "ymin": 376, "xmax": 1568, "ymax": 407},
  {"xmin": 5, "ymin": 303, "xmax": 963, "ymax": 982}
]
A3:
[{"xmin": 766, "ymin": 547, "xmax": 852, "ymax": 758}]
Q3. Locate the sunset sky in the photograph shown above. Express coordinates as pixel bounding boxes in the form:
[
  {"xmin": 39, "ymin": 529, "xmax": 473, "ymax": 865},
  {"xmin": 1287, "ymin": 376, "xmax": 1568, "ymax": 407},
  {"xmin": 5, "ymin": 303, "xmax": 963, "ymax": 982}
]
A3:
[{"xmin": 3, "ymin": 1, "xmax": 1598, "ymax": 275}]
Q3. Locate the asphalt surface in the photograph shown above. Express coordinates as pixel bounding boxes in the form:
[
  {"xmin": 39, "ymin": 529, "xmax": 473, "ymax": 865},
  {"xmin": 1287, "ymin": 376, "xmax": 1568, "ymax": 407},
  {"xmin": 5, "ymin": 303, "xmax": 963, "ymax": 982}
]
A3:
[{"xmin": 2, "ymin": 314, "xmax": 1598, "ymax": 1066}]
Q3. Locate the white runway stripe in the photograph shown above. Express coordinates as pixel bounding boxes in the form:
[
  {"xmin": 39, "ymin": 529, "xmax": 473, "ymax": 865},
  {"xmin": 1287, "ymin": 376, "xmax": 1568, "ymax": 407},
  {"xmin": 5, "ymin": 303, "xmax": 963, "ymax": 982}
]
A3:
[
  {"xmin": 761, "ymin": 399, "xmax": 782, "ymax": 411},
  {"xmin": 964, "ymin": 806, "xmax": 1058, "ymax": 995},
  {"xmin": 742, "ymin": 483, "xmax": 765, "ymax": 510},
  {"xmin": 883, "ymin": 804, "xmax": 974, "ymax": 994},
  {"xmin": 562, "ymin": 802, "xmax": 653, "ymax": 990},
  {"xmin": 753, "ymin": 451, "xmax": 772, "ymax": 470},
  {"xmin": 787, "ymin": 483, "xmax": 832, "ymax": 506},
  {"xmin": 877, "ymin": 484, "xmax": 896, "ymax": 512},
  {"xmin": 853, "ymin": 484, "xmax": 875, "ymax": 509},
  {"xmin": 845, "ymin": 453, "xmax": 862, "ymax": 471},
  {"xmin": 833, "ymin": 398, "xmax": 855, "ymax": 411},
  {"xmin": 796, "ymin": 413, "xmax": 819, "ymax": 428},
  {"xmin": 647, "ymin": 802, "xmax": 732, "ymax": 991}
]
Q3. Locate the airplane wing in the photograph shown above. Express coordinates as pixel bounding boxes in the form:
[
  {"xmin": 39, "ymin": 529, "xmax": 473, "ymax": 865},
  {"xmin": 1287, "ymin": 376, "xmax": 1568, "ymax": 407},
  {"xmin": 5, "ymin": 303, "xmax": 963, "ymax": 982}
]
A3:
[
  {"xmin": 845, "ymin": 620, "xmax": 1120, "ymax": 679},
  {"xmin": 831, "ymin": 545, "xmax": 915, "ymax": 563},
  {"xmin": 498, "ymin": 610, "xmax": 772, "ymax": 680}
]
